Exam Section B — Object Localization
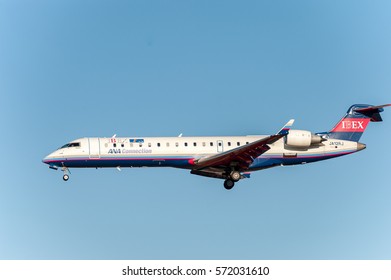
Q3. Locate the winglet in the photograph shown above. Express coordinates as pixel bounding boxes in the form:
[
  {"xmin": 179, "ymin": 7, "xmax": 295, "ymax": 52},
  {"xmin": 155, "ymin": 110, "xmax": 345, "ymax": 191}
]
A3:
[{"xmin": 277, "ymin": 119, "xmax": 295, "ymax": 135}]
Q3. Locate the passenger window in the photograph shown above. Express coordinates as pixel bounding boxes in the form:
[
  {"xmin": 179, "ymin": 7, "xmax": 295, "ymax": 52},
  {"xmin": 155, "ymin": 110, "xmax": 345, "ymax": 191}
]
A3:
[
  {"xmin": 246, "ymin": 142, "xmax": 249, "ymax": 145},
  {"xmin": 202, "ymin": 142, "xmax": 206, "ymax": 147},
  {"xmin": 175, "ymin": 142, "xmax": 179, "ymax": 147},
  {"xmin": 157, "ymin": 143, "xmax": 161, "ymax": 147},
  {"xmin": 139, "ymin": 144, "xmax": 142, "ymax": 147},
  {"xmin": 228, "ymin": 142, "xmax": 231, "ymax": 146},
  {"xmin": 185, "ymin": 143, "xmax": 188, "ymax": 147},
  {"xmin": 166, "ymin": 142, "xmax": 170, "ymax": 147},
  {"xmin": 237, "ymin": 142, "xmax": 240, "ymax": 146},
  {"xmin": 218, "ymin": 142, "xmax": 222, "ymax": 146},
  {"xmin": 193, "ymin": 142, "xmax": 197, "ymax": 147},
  {"xmin": 210, "ymin": 142, "xmax": 213, "ymax": 146},
  {"xmin": 113, "ymin": 143, "xmax": 116, "ymax": 148},
  {"xmin": 121, "ymin": 143, "xmax": 124, "ymax": 148},
  {"xmin": 148, "ymin": 143, "xmax": 151, "ymax": 147}
]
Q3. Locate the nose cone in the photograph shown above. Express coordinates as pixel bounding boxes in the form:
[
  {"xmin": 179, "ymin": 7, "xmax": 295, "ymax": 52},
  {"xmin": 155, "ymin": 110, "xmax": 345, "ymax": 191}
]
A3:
[
  {"xmin": 42, "ymin": 152, "xmax": 60, "ymax": 170},
  {"xmin": 357, "ymin": 142, "xmax": 366, "ymax": 151},
  {"xmin": 42, "ymin": 155, "xmax": 50, "ymax": 164},
  {"xmin": 42, "ymin": 151, "xmax": 56, "ymax": 164}
]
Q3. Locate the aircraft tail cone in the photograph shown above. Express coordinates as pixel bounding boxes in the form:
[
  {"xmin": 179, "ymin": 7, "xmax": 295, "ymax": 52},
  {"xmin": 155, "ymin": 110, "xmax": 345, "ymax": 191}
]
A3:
[{"xmin": 357, "ymin": 143, "xmax": 366, "ymax": 151}]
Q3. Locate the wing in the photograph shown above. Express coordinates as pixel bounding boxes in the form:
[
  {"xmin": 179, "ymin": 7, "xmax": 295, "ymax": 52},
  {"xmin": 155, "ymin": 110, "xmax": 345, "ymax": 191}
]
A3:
[{"xmin": 193, "ymin": 119, "xmax": 294, "ymax": 171}]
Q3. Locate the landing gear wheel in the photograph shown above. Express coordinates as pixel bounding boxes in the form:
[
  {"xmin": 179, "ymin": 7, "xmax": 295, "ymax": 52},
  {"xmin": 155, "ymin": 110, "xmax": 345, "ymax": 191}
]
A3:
[
  {"xmin": 63, "ymin": 174, "xmax": 69, "ymax": 181},
  {"xmin": 224, "ymin": 179, "xmax": 235, "ymax": 190},
  {"xmin": 230, "ymin": 171, "xmax": 241, "ymax": 182}
]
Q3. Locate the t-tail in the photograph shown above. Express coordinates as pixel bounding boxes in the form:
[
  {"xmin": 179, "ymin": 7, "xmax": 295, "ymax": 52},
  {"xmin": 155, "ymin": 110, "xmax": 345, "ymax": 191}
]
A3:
[{"xmin": 327, "ymin": 104, "xmax": 391, "ymax": 141}]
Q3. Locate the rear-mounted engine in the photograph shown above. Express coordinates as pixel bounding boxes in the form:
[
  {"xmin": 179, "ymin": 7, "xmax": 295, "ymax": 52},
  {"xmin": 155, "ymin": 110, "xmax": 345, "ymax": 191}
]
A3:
[{"xmin": 285, "ymin": 130, "xmax": 324, "ymax": 148}]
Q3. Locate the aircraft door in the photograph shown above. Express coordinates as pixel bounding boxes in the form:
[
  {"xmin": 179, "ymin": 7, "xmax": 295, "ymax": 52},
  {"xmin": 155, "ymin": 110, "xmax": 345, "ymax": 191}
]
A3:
[
  {"xmin": 217, "ymin": 140, "xmax": 223, "ymax": 153},
  {"xmin": 89, "ymin": 138, "xmax": 100, "ymax": 159}
]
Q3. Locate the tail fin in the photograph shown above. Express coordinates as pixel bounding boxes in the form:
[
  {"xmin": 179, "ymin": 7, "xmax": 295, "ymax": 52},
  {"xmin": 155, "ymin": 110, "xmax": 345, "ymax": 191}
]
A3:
[{"xmin": 328, "ymin": 104, "xmax": 390, "ymax": 141}]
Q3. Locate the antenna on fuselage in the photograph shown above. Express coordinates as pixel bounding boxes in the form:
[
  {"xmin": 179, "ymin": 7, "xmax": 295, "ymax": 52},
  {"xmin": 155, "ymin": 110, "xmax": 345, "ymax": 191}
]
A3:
[
  {"xmin": 112, "ymin": 134, "xmax": 117, "ymax": 138},
  {"xmin": 178, "ymin": 133, "xmax": 183, "ymax": 137}
]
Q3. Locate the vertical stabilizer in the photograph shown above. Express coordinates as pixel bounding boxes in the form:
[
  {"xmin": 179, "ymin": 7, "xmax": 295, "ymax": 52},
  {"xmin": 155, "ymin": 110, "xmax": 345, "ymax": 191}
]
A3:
[{"xmin": 328, "ymin": 104, "xmax": 390, "ymax": 141}]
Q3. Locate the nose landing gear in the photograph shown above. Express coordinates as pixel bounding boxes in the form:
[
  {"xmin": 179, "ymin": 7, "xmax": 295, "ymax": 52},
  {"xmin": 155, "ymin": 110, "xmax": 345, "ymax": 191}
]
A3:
[
  {"xmin": 61, "ymin": 166, "xmax": 70, "ymax": 181},
  {"xmin": 63, "ymin": 174, "xmax": 69, "ymax": 181}
]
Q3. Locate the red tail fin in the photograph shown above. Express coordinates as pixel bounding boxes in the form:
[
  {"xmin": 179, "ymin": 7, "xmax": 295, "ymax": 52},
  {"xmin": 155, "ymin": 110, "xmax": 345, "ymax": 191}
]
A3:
[{"xmin": 328, "ymin": 104, "xmax": 390, "ymax": 141}]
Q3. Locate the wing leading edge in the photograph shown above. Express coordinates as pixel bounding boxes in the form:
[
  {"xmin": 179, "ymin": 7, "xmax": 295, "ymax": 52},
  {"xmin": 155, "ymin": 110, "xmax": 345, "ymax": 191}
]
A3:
[{"xmin": 193, "ymin": 119, "xmax": 294, "ymax": 171}]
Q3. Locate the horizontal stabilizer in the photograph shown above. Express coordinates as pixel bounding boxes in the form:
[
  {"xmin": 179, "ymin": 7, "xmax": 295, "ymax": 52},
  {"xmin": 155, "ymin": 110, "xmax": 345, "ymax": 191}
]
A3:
[{"xmin": 354, "ymin": 104, "xmax": 391, "ymax": 122}]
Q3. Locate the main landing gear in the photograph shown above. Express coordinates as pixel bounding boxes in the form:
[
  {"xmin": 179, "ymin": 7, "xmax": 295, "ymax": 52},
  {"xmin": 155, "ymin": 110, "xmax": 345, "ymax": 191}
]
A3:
[
  {"xmin": 223, "ymin": 170, "xmax": 241, "ymax": 190},
  {"xmin": 224, "ymin": 179, "xmax": 235, "ymax": 190}
]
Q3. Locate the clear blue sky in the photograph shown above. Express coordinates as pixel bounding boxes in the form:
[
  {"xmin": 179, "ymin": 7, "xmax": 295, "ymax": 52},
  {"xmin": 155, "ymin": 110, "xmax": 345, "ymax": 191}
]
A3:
[{"xmin": 1, "ymin": 0, "xmax": 390, "ymax": 259}]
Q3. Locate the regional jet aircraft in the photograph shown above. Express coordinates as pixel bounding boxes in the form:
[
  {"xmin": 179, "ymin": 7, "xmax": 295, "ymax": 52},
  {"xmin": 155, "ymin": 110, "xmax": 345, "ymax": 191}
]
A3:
[{"xmin": 43, "ymin": 104, "xmax": 389, "ymax": 189}]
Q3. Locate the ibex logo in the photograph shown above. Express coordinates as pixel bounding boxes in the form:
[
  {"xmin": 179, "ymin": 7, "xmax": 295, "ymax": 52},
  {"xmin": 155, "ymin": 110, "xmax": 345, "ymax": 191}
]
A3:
[
  {"xmin": 332, "ymin": 118, "xmax": 370, "ymax": 132},
  {"xmin": 342, "ymin": 120, "xmax": 364, "ymax": 129}
]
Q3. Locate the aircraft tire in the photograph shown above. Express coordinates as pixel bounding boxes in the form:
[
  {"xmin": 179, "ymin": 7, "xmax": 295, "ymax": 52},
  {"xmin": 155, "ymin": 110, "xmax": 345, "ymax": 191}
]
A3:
[
  {"xmin": 63, "ymin": 174, "xmax": 69, "ymax": 181},
  {"xmin": 224, "ymin": 179, "xmax": 235, "ymax": 190},
  {"xmin": 230, "ymin": 171, "xmax": 241, "ymax": 182}
]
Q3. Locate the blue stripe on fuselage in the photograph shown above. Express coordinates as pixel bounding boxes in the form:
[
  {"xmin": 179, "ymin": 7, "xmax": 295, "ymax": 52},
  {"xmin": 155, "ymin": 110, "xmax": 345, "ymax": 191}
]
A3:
[
  {"xmin": 45, "ymin": 149, "xmax": 357, "ymax": 171},
  {"xmin": 45, "ymin": 156, "xmax": 194, "ymax": 169},
  {"xmin": 248, "ymin": 150, "xmax": 356, "ymax": 170}
]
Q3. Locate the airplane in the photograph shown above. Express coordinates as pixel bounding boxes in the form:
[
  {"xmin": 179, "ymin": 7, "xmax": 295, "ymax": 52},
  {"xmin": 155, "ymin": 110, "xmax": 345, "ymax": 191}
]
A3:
[{"xmin": 43, "ymin": 104, "xmax": 390, "ymax": 190}]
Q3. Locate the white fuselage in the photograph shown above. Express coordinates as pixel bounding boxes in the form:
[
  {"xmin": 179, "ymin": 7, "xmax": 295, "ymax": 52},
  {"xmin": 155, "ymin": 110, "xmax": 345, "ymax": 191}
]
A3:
[
  {"xmin": 43, "ymin": 135, "xmax": 362, "ymax": 171},
  {"xmin": 42, "ymin": 103, "xmax": 389, "ymax": 188}
]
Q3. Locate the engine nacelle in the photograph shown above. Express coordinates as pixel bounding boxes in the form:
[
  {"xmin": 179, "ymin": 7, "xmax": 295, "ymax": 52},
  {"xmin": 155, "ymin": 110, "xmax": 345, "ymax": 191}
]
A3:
[{"xmin": 285, "ymin": 130, "xmax": 323, "ymax": 148}]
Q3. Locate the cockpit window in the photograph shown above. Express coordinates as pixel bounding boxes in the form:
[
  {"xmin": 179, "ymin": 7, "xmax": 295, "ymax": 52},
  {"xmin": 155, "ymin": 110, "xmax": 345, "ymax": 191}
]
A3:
[
  {"xmin": 69, "ymin": 142, "xmax": 80, "ymax": 147},
  {"xmin": 59, "ymin": 142, "xmax": 81, "ymax": 149}
]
